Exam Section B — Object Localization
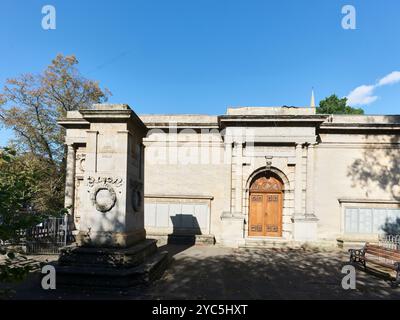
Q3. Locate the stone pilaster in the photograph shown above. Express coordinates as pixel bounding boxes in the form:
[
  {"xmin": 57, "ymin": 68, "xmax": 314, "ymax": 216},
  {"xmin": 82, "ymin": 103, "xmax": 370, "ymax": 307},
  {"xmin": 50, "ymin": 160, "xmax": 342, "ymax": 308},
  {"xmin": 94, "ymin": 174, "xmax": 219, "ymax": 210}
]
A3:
[
  {"xmin": 220, "ymin": 138, "xmax": 245, "ymax": 247},
  {"xmin": 223, "ymin": 139, "xmax": 233, "ymax": 213},
  {"xmin": 64, "ymin": 144, "xmax": 76, "ymax": 216},
  {"xmin": 306, "ymin": 143, "xmax": 315, "ymax": 217},
  {"xmin": 234, "ymin": 141, "xmax": 243, "ymax": 214},
  {"xmin": 293, "ymin": 143, "xmax": 318, "ymax": 241},
  {"xmin": 294, "ymin": 143, "xmax": 303, "ymax": 216}
]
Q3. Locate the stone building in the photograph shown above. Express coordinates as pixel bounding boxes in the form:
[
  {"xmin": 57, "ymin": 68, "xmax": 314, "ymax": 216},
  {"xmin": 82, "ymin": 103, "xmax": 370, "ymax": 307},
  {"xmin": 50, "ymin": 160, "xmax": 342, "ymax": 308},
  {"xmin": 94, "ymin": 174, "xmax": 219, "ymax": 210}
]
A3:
[{"xmin": 59, "ymin": 104, "xmax": 400, "ymax": 248}]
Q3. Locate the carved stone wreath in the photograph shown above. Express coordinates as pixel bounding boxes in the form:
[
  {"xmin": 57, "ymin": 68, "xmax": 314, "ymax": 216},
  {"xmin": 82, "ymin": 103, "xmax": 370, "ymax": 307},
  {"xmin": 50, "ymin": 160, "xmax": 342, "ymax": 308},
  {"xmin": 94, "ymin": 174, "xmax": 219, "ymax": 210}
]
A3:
[{"xmin": 91, "ymin": 185, "xmax": 117, "ymax": 213}]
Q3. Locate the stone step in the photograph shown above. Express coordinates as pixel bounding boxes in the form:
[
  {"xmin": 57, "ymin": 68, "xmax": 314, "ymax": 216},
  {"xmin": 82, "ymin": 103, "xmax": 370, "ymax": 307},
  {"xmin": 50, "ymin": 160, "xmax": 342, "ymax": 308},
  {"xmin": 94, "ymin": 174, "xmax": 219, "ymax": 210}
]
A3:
[
  {"xmin": 336, "ymin": 238, "xmax": 372, "ymax": 250},
  {"xmin": 55, "ymin": 250, "xmax": 169, "ymax": 288},
  {"xmin": 148, "ymin": 234, "xmax": 215, "ymax": 246},
  {"xmin": 240, "ymin": 238, "xmax": 301, "ymax": 249},
  {"xmin": 134, "ymin": 250, "xmax": 170, "ymax": 283},
  {"xmin": 58, "ymin": 239, "xmax": 158, "ymax": 268}
]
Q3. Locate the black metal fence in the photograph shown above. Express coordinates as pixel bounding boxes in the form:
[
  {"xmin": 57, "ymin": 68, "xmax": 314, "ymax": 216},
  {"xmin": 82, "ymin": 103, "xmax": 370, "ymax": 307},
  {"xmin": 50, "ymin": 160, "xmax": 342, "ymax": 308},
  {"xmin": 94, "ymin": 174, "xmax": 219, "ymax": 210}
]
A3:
[
  {"xmin": 23, "ymin": 215, "xmax": 68, "ymax": 254},
  {"xmin": 379, "ymin": 234, "xmax": 400, "ymax": 250}
]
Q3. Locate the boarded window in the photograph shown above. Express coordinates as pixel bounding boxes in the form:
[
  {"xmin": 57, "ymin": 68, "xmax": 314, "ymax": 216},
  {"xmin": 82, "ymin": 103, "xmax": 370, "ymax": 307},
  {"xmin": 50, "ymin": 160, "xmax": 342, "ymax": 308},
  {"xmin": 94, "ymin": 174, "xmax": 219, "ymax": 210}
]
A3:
[
  {"xmin": 144, "ymin": 202, "xmax": 209, "ymax": 234},
  {"xmin": 344, "ymin": 207, "xmax": 400, "ymax": 234}
]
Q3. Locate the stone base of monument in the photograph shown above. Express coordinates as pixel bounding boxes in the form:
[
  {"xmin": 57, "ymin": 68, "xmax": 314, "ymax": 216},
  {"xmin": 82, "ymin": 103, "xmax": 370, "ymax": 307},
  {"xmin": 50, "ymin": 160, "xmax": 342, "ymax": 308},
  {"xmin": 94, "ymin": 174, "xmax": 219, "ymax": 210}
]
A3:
[{"xmin": 55, "ymin": 239, "xmax": 169, "ymax": 288}]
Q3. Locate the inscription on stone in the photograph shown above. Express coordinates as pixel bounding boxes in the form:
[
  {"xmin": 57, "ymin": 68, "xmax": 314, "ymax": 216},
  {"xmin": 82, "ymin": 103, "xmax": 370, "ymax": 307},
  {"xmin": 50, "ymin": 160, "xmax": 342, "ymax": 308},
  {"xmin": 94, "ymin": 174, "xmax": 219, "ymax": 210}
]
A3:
[{"xmin": 87, "ymin": 176, "xmax": 123, "ymax": 188}]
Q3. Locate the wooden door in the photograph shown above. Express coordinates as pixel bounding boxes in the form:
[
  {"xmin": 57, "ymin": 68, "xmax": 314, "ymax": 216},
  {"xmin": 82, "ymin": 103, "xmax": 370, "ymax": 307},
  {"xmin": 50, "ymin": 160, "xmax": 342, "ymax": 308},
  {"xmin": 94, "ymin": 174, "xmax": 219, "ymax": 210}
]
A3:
[
  {"xmin": 248, "ymin": 175, "xmax": 283, "ymax": 237},
  {"xmin": 264, "ymin": 193, "xmax": 282, "ymax": 237},
  {"xmin": 249, "ymin": 194, "xmax": 265, "ymax": 236}
]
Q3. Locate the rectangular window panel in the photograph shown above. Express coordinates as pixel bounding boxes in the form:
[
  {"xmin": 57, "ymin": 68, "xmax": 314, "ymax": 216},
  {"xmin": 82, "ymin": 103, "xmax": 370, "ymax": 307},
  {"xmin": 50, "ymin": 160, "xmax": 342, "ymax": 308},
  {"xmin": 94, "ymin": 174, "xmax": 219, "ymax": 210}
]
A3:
[
  {"xmin": 345, "ymin": 206, "xmax": 400, "ymax": 235},
  {"xmin": 145, "ymin": 201, "xmax": 210, "ymax": 233},
  {"xmin": 372, "ymin": 209, "xmax": 387, "ymax": 234},
  {"xmin": 358, "ymin": 208, "xmax": 373, "ymax": 233},
  {"xmin": 194, "ymin": 204, "xmax": 208, "ymax": 230},
  {"xmin": 345, "ymin": 208, "xmax": 359, "ymax": 233},
  {"xmin": 144, "ymin": 203, "xmax": 156, "ymax": 227},
  {"xmin": 155, "ymin": 203, "xmax": 169, "ymax": 228}
]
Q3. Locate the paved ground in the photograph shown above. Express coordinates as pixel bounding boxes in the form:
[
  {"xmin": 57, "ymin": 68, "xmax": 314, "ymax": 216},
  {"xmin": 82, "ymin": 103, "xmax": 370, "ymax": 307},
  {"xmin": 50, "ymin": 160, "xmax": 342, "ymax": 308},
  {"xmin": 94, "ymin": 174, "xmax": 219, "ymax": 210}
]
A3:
[{"xmin": 2, "ymin": 244, "xmax": 400, "ymax": 300}]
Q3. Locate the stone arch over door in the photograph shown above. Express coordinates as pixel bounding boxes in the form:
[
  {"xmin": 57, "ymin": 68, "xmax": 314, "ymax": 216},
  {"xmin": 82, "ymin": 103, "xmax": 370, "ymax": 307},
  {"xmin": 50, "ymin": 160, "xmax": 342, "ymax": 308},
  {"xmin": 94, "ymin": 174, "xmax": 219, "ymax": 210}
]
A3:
[{"xmin": 244, "ymin": 167, "xmax": 292, "ymax": 239}]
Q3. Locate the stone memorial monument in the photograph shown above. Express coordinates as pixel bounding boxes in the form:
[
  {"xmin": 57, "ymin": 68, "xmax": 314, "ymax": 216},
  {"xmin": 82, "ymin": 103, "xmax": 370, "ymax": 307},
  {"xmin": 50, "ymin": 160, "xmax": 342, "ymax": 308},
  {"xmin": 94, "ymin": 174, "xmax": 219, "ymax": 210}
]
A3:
[{"xmin": 56, "ymin": 104, "xmax": 168, "ymax": 287}]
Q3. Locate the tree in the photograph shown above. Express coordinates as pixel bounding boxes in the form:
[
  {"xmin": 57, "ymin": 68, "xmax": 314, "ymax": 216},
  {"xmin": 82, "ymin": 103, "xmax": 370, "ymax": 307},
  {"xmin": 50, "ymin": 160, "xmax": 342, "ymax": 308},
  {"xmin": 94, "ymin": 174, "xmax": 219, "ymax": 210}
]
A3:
[
  {"xmin": 0, "ymin": 54, "xmax": 110, "ymax": 213},
  {"xmin": 0, "ymin": 55, "xmax": 109, "ymax": 297},
  {"xmin": 0, "ymin": 148, "xmax": 44, "ymax": 242},
  {"xmin": 0, "ymin": 147, "xmax": 47, "ymax": 297},
  {"xmin": 0, "ymin": 54, "xmax": 110, "ymax": 163},
  {"xmin": 316, "ymin": 94, "xmax": 364, "ymax": 115}
]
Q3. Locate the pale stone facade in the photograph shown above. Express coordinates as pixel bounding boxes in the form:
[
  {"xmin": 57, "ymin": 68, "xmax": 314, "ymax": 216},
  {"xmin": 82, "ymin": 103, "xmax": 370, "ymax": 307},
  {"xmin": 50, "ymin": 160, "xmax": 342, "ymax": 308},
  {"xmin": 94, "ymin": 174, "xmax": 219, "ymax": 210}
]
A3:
[{"xmin": 59, "ymin": 104, "xmax": 400, "ymax": 248}]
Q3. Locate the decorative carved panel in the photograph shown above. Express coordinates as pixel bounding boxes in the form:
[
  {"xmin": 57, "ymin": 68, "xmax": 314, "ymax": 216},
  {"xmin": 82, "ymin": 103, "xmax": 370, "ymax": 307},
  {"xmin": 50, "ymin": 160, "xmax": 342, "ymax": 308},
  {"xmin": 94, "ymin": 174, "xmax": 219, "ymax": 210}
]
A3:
[
  {"xmin": 251, "ymin": 195, "xmax": 263, "ymax": 202},
  {"xmin": 87, "ymin": 176, "xmax": 123, "ymax": 213},
  {"xmin": 267, "ymin": 194, "xmax": 279, "ymax": 202},
  {"xmin": 266, "ymin": 225, "xmax": 278, "ymax": 232},
  {"xmin": 75, "ymin": 153, "xmax": 86, "ymax": 173},
  {"xmin": 250, "ymin": 176, "xmax": 283, "ymax": 193},
  {"xmin": 251, "ymin": 225, "xmax": 262, "ymax": 232}
]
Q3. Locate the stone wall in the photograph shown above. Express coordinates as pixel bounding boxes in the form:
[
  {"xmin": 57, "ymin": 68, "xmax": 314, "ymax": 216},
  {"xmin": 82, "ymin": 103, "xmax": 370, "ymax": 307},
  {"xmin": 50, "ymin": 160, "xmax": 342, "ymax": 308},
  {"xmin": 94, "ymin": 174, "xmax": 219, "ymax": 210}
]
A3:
[{"xmin": 59, "ymin": 105, "xmax": 400, "ymax": 247}]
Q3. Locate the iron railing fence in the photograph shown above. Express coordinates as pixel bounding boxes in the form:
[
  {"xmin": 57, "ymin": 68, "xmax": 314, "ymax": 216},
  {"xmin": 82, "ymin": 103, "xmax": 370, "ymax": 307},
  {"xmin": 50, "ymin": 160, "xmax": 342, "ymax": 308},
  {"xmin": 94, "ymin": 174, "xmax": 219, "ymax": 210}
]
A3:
[
  {"xmin": 378, "ymin": 234, "xmax": 400, "ymax": 250},
  {"xmin": 21, "ymin": 215, "xmax": 69, "ymax": 254},
  {"xmin": 373, "ymin": 234, "xmax": 400, "ymax": 266}
]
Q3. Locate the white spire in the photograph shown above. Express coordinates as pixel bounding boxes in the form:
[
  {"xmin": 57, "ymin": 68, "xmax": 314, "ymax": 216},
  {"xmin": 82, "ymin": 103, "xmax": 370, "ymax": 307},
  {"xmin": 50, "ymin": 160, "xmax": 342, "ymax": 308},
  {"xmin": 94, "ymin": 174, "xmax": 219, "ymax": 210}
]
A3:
[{"xmin": 310, "ymin": 88, "xmax": 316, "ymax": 108}]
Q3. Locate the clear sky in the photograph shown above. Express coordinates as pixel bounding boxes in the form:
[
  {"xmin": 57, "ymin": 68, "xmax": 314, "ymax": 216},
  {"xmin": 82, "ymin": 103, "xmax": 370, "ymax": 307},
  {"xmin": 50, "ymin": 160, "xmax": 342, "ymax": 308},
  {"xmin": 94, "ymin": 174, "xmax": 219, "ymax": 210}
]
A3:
[{"xmin": 1, "ymin": 0, "xmax": 400, "ymax": 146}]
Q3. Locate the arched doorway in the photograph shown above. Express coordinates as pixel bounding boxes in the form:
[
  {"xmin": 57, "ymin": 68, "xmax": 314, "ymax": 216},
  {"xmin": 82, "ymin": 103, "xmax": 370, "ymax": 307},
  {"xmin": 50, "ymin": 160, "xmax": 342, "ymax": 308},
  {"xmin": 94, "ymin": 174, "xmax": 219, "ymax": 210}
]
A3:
[{"xmin": 249, "ymin": 173, "xmax": 283, "ymax": 237}]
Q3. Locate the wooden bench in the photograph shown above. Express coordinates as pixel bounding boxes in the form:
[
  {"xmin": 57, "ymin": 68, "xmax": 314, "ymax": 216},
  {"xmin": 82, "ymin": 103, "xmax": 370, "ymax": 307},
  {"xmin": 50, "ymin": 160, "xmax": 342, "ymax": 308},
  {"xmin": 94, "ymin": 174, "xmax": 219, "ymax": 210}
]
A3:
[{"xmin": 349, "ymin": 243, "xmax": 400, "ymax": 284}]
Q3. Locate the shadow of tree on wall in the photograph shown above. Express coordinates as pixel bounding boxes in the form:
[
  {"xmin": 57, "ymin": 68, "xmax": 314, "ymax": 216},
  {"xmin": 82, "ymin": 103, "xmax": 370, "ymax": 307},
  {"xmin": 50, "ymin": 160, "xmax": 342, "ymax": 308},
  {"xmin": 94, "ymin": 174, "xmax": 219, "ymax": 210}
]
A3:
[
  {"xmin": 347, "ymin": 125, "xmax": 400, "ymax": 202},
  {"xmin": 346, "ymin": 120, "xmax": 400, "ymax": 237},
  {"xmin": 382, "ymin": 217, "xmax": 400, "ymax": 236}
]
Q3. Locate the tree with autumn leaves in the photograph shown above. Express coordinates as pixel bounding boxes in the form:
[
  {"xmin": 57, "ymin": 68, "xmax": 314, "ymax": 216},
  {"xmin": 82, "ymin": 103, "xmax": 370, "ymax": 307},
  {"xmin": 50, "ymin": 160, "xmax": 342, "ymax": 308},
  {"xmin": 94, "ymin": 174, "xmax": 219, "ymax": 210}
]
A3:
[{"xmin": 0, "ymin": 54, "xmax": 110, "ymax": 239}]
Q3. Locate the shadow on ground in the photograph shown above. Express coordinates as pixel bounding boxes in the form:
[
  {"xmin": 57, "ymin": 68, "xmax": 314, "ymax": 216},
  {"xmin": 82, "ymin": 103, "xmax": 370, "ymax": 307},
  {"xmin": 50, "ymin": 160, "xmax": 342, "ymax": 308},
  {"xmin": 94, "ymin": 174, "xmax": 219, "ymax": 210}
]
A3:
[
  {"xmin": 4, "ymin": 245, "xmax": 400, "ymax": 300},
  {"xmin": 147, "ymin": 246, "xmax": 400, "ymax": 300}
]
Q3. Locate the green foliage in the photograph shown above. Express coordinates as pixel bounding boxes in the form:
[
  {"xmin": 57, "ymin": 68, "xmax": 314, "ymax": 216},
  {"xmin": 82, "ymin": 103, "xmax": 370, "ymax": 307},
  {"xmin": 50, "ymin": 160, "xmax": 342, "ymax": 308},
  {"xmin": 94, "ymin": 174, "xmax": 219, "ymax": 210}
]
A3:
[
  {"xmin": 0, "ymin": 54, "xmax": 110, "ymax": 219},
  {"xmin": 0, "ymin": 253, "xmax": 32, "ymax": 283},
  {"xmin": 0, "ymin": 147, "xmax": 45, "ymax": 242},
  {"xmin": 0, "ymin": 249, "xmax": 35, "ymax": 299},
  {"xmin": 316, "ymin": 94, "xmax": 364, "ymax": 115},
  {"xmin": 0, "ymin": 54, "xmax": 110, "ymax": 163},
  {"xmin": 0, "ymin": 55, "xmax": 110, "ymax": 295}
]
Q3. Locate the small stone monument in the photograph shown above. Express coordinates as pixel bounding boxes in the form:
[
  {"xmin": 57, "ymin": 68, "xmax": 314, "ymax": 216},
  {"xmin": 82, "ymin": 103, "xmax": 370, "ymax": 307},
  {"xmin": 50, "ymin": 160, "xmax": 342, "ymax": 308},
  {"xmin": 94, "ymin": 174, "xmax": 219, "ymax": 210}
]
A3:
[{"xmin": 56, "ymin": 104, "xmax": 168, "ymax": 287}]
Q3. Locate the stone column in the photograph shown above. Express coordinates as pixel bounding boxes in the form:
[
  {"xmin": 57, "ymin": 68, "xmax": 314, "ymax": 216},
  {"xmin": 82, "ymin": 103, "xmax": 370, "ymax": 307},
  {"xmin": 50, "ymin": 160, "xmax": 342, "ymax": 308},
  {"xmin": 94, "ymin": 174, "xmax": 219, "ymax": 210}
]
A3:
[
  {"xmin": 293, "ymin": 142, "xmax": 318, "ymax": 242},
  {"xmin": 234, "ymin": 141, "xmax": 243, "ymax": 214},
  {"xmin": 294, "ymin": 143, "xmax": 303, "ymax": 216},
  {"xmin": 223, "ymin": 139, "xmax": 233, "ymax": 213},
  {"xmin": 64, "ymin": 144, "xmax": 76, "ymax": 216},
  {"xmin": 220, "ymin": 137, "xmax": 245, "ymax": 247},
  {"xmin": 306, "ymin": 144, "xmax": 315, "ymax": 216}
]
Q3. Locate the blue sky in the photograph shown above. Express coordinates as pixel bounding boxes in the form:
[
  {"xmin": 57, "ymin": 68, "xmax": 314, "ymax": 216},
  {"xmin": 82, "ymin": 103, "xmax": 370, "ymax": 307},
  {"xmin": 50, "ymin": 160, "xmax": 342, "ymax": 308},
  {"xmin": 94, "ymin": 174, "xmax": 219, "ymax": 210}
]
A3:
[{"xmin": 1, "ymin": 0, "xmax": 400, "ymax": 146}]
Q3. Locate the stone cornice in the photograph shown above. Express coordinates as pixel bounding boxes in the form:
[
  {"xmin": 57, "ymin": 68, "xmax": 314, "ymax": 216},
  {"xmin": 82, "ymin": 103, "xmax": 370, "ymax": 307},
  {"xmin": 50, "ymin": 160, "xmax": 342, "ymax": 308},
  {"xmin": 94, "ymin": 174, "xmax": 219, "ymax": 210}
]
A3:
[
  {"xmin": 319, "ymin": 122, "xmax": 400, "ymax": 133},
  {"xmin": 145, "ymin": 194, "xmax": 214, "ymax": 200},
  {"xmin": 144, "ymin": 122, "xmax": 219, "ymax": 129},
  {"xmin": 218, "ymin": 114, "xmax": 328, "ymax": 129},
  {"xmin": 57, "ymin": 117, "xmax": 90, "ymax": 128},
  {"xmin": 338, "ymin": 198, "xmax": 400, "ymax": 205},
  {"xmin": 81, "ymin": 107, "xmax": 148, "ymax": 132}
]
